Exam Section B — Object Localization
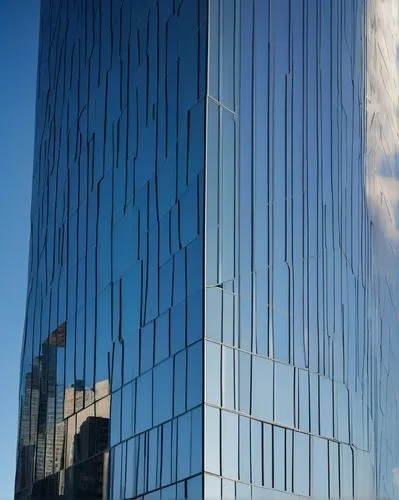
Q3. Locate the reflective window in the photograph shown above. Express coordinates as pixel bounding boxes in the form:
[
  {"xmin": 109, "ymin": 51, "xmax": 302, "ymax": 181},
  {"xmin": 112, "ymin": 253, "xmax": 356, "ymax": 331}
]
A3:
[
  {"xmin": 204, "ymin": 406, "xmax": 220, "ymax": 475},
  {"xmin": 293, "ymin": 432, "xmax": 310, "ymax": 497}
]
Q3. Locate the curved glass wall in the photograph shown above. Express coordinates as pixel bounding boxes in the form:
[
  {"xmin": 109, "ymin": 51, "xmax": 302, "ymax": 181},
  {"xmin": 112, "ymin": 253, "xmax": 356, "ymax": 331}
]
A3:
[{"xmin": 15, "ymin": 0, "xmax": 399, "ymax": 499}]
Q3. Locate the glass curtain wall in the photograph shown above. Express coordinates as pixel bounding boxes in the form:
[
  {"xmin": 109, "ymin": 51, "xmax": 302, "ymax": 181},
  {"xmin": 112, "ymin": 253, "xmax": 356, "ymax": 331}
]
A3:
[
  {"xmin": 15, "ymin": 0, "xmax": 399, "ymax": 499},
  {"xmin": 15, "ymin": 1, "xmax": 206, "ymax": 498},
  {"xmin": 204, "ymin": 0, "xmax": 399, "ymax": 498}
]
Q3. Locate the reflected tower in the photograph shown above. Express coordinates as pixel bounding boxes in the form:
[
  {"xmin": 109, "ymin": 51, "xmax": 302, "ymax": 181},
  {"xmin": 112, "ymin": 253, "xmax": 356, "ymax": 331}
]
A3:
[{"xmin": 15, "ymin": 0, "xmax": 399, "ymax": 499}]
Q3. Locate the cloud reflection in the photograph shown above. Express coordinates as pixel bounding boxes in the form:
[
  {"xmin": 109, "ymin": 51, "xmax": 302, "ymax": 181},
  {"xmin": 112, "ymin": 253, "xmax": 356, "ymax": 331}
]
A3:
[{"xmin": 366, "ymin": 0, "xmax": 399, "ymax": 249}]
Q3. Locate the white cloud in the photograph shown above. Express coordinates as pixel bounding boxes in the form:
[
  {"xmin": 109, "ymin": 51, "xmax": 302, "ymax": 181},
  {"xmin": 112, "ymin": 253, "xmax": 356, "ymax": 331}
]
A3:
[{"xmin": 366, "ymin": 0, "xmax": 399, "ymax": 247}]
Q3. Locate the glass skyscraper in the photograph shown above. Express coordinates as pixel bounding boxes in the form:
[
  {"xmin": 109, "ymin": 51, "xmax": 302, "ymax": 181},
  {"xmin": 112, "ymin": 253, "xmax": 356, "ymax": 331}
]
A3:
[{"xmin": 15, "ymin": 0, "xmax": 399, "ymax": 498}]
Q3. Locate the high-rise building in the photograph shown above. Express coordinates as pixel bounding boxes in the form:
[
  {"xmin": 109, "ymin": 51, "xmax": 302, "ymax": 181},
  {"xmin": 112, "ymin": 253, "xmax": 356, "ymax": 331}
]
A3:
[{"xmin": 15, "ymin": 0, "xmax": 399, "ymax": 498}]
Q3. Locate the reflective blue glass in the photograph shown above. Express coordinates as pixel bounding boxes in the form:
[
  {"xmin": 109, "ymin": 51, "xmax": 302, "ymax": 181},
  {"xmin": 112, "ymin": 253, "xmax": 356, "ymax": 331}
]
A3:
[
  {"xmin": 15, "ymin": 0, "xmax": 399, "ymax": 498},
  {"xmin": 16, "ymin": 1, "xmax": 206, "ymax": 497},
  {"xmin": 204, "ymin": 0, "xmax": 399, "ymax": 497}
]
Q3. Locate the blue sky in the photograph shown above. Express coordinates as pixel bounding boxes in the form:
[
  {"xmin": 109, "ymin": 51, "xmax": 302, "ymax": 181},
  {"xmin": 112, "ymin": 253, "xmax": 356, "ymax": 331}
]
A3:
[{"xmin": 0, "ymin": 1, "xmax": 40, "ymax": 497}]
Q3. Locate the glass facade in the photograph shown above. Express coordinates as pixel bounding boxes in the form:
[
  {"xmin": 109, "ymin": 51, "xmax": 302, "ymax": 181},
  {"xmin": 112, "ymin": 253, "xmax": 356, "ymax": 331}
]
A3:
[{"xmin": 15, "ymin": 0, "xmax": 399, "ymax": 499}]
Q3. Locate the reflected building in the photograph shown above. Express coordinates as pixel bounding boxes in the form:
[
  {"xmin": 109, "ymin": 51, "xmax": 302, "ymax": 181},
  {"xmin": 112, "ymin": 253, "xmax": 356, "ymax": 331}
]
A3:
[{"xmin": 15, "ymin": 0, "xmax": 399, "ymax": 499}]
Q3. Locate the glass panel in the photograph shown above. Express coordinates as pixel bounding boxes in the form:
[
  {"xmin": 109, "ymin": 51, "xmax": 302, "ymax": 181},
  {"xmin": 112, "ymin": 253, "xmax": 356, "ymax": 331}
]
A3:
[
  {"xmin": 235, "ymin": 482, "xmax": 251, "ymax": 498},
  {"xmin": 191, "ymin": 407, "xmax": 203, "ymax": 475},
  {"xmin": 140, "ymin": 322, "xmax": 154, "ymax": 374},
  {"xmin": 238, "ymin": 351, "xmax": 251, "ymax": 414},
  {"xmin": 153, "ymin": 357, "xmax": 173, "ymax": 426},
  {"xmin": 222, "ymin": 346, "xmax": 235, "ymax": 409},
  {"xmin": 180, "ymin": 181, "xmax": 199, "ymax": 247},
  {"xmin": 206, "ymin": 287, "xmax": 222, "ymax": 341},
  {"xmin": 293, "ymin": 431, "xmax": 310, "ymax": 497},
  {"xmin": 309, "ymin": 371, "xmax": 319, "ymax": 435},
  {"xmin": 177, "ymin": 412, "xmax": 191, "ymax": 480},
  {"xmin": 205, "ymin": 341, "xmax": 221, "ymax": 405},
  {"xmin": 251, "ymin": 355, "xmax": 273, "ymax": 422},
  {"xmin": 221, "ymin": 410, "xmax": 238, "ymax": 479},
  {"xmin": 239, "ymin": 416, "xmax": 251, "ymax": 483},
  {"xmin": 251, "ymin": 419, "xmax": 263, "ymax": 486},
  {"xmin": 263, "ymin": 423, "xmax": 273, "ymax": 489},
  {"xmin": 186, "ymin": 474, "xmax": 203, "ymax": 498},
  {"xmin": 335, "ymin": 381, "xmax": 349, "ymax": 442},
  {"xmin": 319, "ymin": 376, "xmax": 333, "ymax": 438},
  {"xmin": 285, "ymin": 429, "xmax": 293, "ymax": 493},
  {"xmin": 161, "ymin": 484, "xmax": 176, "ymax": 499},
  {"xmin": 187, "ymin": 341, "xmax": 202, "ymax": 409},
  {"xmin": 311, "ymin": 437, "xmax": 328, "ymax": 498},
  {"xmin": 205, "ymin": 405, "xmax": 220, "ymax": 475},
  {"xmin": 220, "ymin": 110, "xmax": 236, "ymax": 283},
  {"xmin": 220, "ymin": 0, "xmax": 236, "ymax": 110},
  {"xmin": 125, "ymin": 439, "xmax": 136, "ymax": 499},
  {"xmin": 222, "ymin": 479, "xmax": 235, "ymax": 498},
  {"xmin": 329, "ymin": 441, "xmax": 339, "ymax": 499},
  {"xmin": 297, "ymin": 369, "xmax": 310, "ymax": 433},
  {"xmin": 121, "ymin": 381, "xmax": 135, "ymax": 441},
  {"xmin": 340, "ymin": 443, "xmax": 354, "ymax": 498},
  {"xmin": 110, "ymin": 389, "xmax": 121, "ymax": 447},
  {"xmin": 154, "ymin": 311, "xmax": 170, "ymax": 365},
  {"xmin": 147, "ymin": 428, "xmax": 159, "ymax": 492},
  {"xmin": 208, "ymin": 0, "xmax": 220, "ymax": 100},
  {"xmin": 274, "ymin": 362, "xmax": 294, "ymax": 427},
  {"xmin": 135, "ymin": 371, "xmax": 153, "ymax": 434},
  {"xmin": 161, "ymin": 422, "xmax": 172, "ymax": 487},
  {"xmin": 204, "ymin": 474, "xmax": 222, "ymax": 499},
  {"xmin": 174, "ymin": 350, "xmax": 187, "ymax": 417},
  {"xmin": 205, "ymin": 100, "xmax": 220, "ymax": 285},
  {"xmin": 273, "ymin": 426, "xmax": 285, "ymax": 491},
  {"xmin": 170, "ymin": 301, "xmax": 186, "ymax": 356}
]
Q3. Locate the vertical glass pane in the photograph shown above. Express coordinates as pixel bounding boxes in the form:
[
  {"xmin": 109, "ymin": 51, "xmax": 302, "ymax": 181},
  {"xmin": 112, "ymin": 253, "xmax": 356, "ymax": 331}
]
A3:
[
  {"xmin": 340, "ymin": 443, "xmax": 354, "ymax": 498},
  {"xmin": 177, "ymin": 413, "xmax": 191, "ymax": 480},
  {"xmin": 110, "ymin": 389, "xmax": 121, "ymax": 447},
  {"xmin": 153, "ymin": 358, "xmax": 173, "ymax": 426},
  {"xmin": 135, "ymin": 371, "xmax": 152, "ymax": 434},
  {"xmin": 238, "ymin": 351, "xmax": 251, "ymax": 413},
  {"xmin": 251, "ymin": 355, "xmax": 273, "ymax": 422},
  {"xmin": 222, "ymin": 346, "xmax": 235, "ymax": 409},
  {"xmin": 239, "ymin": 416, "xmax": 250, "ymax": 483},
  {"xmin": 274, "ymin": 362, "xmax": 294, "ymax": 427},
  {"xmin": 311, "ymin": 437, "xmax": 328, "ymax": 498},
  {"xmin": 221, "ymin": 410, "xmax": 238, "ymax": 479},
  {"xmin": 273, "ymin": 426, "xmax": 285, "ymax": 491},
  {"xmin": 205, "ymin": 341, "xmax": 221, "ymax": 405},
  {"xmin": 298, "ymin": 369, "xmax": 310, "ymax": 432},
  {"xmin": 187, "ymin": 341, "xmax": 203, "ymax": 409},
  {"xmin": 205, "ymin": 406, "xmax": 220, "ymax": 475},
  {"xmin": 251, "ymin": 419, "xmax": 263, "ymax": 486},
  {"xmin": 294, "ymin": 431, "xmax": 310, "ymax": 497},
  {"xmin": 204, "ymin": 474, "xmax": 222, "ymax": 499},
  {"xmin": 191, "ymin": 407, "xmax": 203, "ymax": 475},
  {"xmin": 174, "ymin": 350, "xmax": 187, "ymax": 417},
  {"xmin": 263, "ymin": 423, "xmax": 273, "ymax": 489},
  {"xmin": 187, "ymin": 474, "xmax": 203, "ymax": 498},
  {"xmin": 329, "ymin": 441, "xmax": 339, "ymax": 499},
  {"xmin": 122, "ymin": 381, "xmax": 135, "ymax": 441},
  {"xmin": 319, "ymin": 376, "xmax": 333, "ymax": 438}
]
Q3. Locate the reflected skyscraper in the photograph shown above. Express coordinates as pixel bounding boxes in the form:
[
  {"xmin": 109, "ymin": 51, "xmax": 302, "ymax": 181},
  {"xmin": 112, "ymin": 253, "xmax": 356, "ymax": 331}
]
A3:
[{"xmin": 15, "ymin": 0, "xmax": 399, "ymax": 498}]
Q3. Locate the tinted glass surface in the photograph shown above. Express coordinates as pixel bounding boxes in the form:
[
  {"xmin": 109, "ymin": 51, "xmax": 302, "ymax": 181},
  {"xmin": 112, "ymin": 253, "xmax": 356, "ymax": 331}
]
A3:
[
  {"xmin": 204, "ymin": 0, "xmax": 399, "ymax": 498},
  {"xmin": 15, "ymin": 0, "xmax": 206, "ymax": 498},
  {"xmin": 15, "ymin": 0, "xmax": 399, "ymax": 499}
]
